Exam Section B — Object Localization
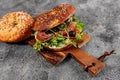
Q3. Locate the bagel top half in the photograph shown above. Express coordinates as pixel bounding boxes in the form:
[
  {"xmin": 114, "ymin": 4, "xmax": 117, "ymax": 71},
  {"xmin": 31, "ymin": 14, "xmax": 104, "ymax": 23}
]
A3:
[{"xmin": 33, "ymin": 4, "xmax": 75, "ymax": 31}]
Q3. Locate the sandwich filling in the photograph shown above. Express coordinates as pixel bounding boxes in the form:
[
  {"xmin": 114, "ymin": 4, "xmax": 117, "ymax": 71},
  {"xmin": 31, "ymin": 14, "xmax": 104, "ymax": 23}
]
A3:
[{"xmin": 33, "ymin": 14, "xmax": 84, "ymax": 51}]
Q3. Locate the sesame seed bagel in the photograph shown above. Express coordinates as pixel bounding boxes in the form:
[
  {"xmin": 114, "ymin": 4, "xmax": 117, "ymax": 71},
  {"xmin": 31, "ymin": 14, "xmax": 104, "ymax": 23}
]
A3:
[
  {"xmin": 34, "ymin": 4, "xmax": 75, "ymax": 31},
  {"xmin": 0, "ymin": 12, "xmax": 34, "ymax": 42}
]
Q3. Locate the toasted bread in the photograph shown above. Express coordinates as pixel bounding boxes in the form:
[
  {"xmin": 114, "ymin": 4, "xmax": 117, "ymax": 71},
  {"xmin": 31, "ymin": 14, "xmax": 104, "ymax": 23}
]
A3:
[{"xmin": 33, "ymin": 4, "xmax": 75, "ymax": 31}]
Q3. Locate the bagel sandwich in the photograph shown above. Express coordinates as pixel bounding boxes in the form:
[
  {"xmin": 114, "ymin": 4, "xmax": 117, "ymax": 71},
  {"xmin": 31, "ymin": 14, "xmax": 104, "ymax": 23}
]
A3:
[{"xmin": 33, "ymin": 4, "xmax": 85, "ymax": 51}]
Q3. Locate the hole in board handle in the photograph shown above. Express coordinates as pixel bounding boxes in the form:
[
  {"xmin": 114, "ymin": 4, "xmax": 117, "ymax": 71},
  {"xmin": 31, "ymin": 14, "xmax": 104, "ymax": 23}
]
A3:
[{"xmin": 85, "ymin": 62, "xmax": 96, "ymax": 72}]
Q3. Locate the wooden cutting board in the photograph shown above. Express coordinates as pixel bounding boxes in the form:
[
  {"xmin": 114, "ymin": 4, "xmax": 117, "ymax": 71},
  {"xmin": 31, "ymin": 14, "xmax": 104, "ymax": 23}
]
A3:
[{"xmin": 28, "ymin": 33, "xmax": 105, "ymax": 76}]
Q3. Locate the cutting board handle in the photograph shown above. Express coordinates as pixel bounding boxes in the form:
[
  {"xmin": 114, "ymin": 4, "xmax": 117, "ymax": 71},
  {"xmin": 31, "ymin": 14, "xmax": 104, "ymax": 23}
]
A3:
[{"xmin": 68, "ymin": 48, "xmax": 105, "ymax": 76}]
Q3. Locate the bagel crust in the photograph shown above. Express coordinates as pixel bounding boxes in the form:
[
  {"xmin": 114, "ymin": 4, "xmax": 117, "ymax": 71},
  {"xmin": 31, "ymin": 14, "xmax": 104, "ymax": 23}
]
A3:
[
  {"xmin": 0, "ymin": 12, "xmax": 34, "ymax": 42},
  {"xmin": 33, "ymin": 4, "xmax": 75, "ymax": 31}
]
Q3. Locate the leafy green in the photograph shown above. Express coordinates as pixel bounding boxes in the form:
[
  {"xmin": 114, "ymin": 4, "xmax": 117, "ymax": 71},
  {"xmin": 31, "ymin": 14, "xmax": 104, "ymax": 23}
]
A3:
[
  {"xmin": 75, "ymin": 33, "xmax": 82, "ymax": 40},
  {"xmin": 50, "ymin": 36, "xmax": 58, "ymax": 46},
  {"xmin": 71, "ymin": 14, "xmax": 84, "ymax": 41},
  {"xmin": 57, "ymin": 34, "xmax": 66, "ymax": 43},
  {"xmin": 72, "ymin": 14, "xmax": 84, "ymax": 33},
  {"xmin": 33, "ymin": 40, "xmax": 43, "ymax": 51},
  {"xmin": 76, "ymin": 21, "xmax": 84, "ymax": 33},
  {"xmin": 71, "ymin": 40, "xmax": 77, "ymax": 47},
  {"xmin": 58, "ymin": 33, "xmax": 64, "ymax": 38},
  {"xmin": 48, "ymin": 34, "xmax": 66, "ymax": 47},
  {"xmin": 71, "ymin": 14, "xmax": 79, "ymax": 22}
]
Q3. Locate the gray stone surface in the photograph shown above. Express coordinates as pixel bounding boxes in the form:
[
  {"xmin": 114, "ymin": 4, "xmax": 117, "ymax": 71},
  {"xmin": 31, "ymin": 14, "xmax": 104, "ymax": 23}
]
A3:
[{"xmin": 0, "ymin": 0, "xmax": 120, "ymax": 80}]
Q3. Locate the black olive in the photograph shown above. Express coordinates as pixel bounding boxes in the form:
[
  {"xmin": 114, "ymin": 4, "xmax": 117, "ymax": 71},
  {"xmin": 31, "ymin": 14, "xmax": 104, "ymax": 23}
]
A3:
[{"xmin": 69, "ymin": 30, "xmax": 76, "ymax": 37}]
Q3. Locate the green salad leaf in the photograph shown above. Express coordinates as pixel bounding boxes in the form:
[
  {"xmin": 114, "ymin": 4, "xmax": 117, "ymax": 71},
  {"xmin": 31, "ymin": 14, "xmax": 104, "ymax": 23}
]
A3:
[
  {"xmin": 75, "ymin": 33, "xmax": 82, "ymax": 40},
  {"xmin": 71, "ymin": 40, "xmax": 77, "ymax": 47},
  {"xmin": 72, "ymin": 14, "xmax": 84, "ymax": 40},
  {"xmin": 72, "ymin": 14, "xmax": 84, "ymax": 33},
  {"xmin": 50, "ymin": 36, "xmax": 58, "ymax": 46},
  {"xmin": 33, "ymin": 40, "xmax": 43, "ymax": 51},
  {"xmin": 48, "ymin": 33, "xmax": 66, "ymax": 47},
  {"xmin": 76, "ymin": 21, "xmax": 84, "ymax": 33},
  {"xmin": 72, "ymin": 14, "xmax": 79, "ymax": 22}
]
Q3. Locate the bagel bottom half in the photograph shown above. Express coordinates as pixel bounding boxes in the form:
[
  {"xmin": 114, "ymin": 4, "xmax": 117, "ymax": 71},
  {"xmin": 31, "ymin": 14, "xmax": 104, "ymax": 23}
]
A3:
[{"xmin": 42, "ymin": 43, "xmax": 73, "ymax": 51}]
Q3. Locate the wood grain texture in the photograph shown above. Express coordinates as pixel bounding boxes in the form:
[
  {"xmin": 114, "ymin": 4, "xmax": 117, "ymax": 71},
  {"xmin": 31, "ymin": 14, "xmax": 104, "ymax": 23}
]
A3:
[{"xmin": 65, "ymin": 48, "xmax": 105, "ymax": 76}]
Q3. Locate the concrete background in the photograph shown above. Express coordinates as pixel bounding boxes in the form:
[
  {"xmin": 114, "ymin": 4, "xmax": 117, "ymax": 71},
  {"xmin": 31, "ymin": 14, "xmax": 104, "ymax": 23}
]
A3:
[{"xmin": 0, "ymin": 0, "xmax": 120, "ymax": 80}]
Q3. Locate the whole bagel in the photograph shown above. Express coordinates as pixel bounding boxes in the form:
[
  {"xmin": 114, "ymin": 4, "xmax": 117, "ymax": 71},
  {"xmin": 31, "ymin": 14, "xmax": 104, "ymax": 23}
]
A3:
[{"xmin": 0, "ymin": 12, "xmax": 34, "ymax": 42}]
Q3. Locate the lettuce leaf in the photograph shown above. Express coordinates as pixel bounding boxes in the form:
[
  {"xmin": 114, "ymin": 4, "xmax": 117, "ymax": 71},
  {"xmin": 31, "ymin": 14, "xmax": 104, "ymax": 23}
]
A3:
[
  {"xmin": 33, "ymin": 40, "xmax": 43, "ymax": 51},
  {"xmin": 72, "ymin": 14, "xmax": 79, "ymax": 22},
  {"xmin": 75, "ymin": 33, "xmax": 82, "ymax": 40},
  {"xmin": 71, "ymin": 40, "xmax": 77, "ymax": 47},
  {"xmin": 72, "ymin": 14, "xmax": 84, "ymax": 33},
  {"xmin": 76, "ymin": 21, "xmax": 84, "ymax": 33}
]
